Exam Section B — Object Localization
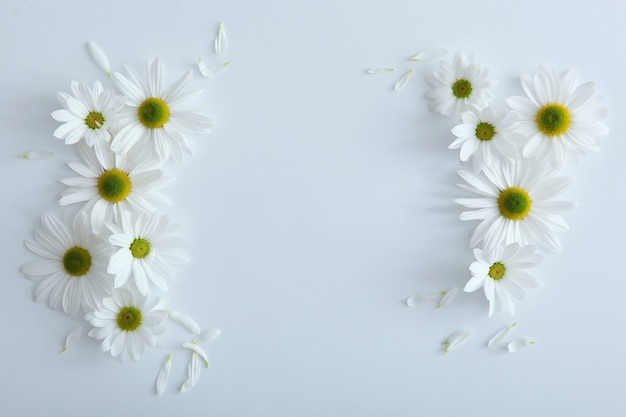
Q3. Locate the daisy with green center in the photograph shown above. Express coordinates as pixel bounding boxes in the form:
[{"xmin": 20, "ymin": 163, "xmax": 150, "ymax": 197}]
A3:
[
  {"xmin": 464, "ymin": 243, "xmax": 543, "ymax": 317},
  {"xmin": 450, "ymin": 106, "xmax": 522, "ymax": 173},
  {"xmin": 507, "ymin": 67, "xmax": 609, "ymax": 167},
  {"xmin": 86, "ymin": 288, "xmax": 166, "ymax": 361},
  {"xmin": 426, "ymin": 51, "xmax": 497, "ymax": 117},
  {"xmin": 20, "ymin": 211, "xmax": 113, "ymax": 317},
  {"xmin": 59, "ymin": 142, "xmax": 172, "ymax": 234},
  {"xmin": 111, "ymin": 58, "xmax": 214, "ymax": 161},
  {"xmin": 51, "ymin": 81, "xmax": 126, "ymax": 149},
  {"xmin": 107, "ymin": 210, "xmax": 190, "ymax": 295},
  {"xmin": 455, "ymin": 157, "xmax": 575, "ymax": 253}
]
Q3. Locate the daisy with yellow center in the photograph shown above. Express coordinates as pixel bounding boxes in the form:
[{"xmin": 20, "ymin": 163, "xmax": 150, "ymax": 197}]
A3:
[
  {"xmin": 20, "ymin": 211, "xmax": 114, "ymax": 317},
  {"xmin": 426, "ymin": 51, "xmax": 497, "ymax": 116},
  {"xmin": 464, "ymin": 243, "xmax": 543, "ymax": 317},
  {"xmin": 86, "ymin": 289, "xmax": 166, "ymax": 361},
  {"xmin": 59, "ymin": 142, "xmax": 173, "ymax": 233},
  {"xmin": 455, "ymin": 157, "xmax": 575, "ymax": 253},
  {"xmin": 111, "ymin": 58, "xmax": 214, "ymax": 161},
  {"xmin": 507, "ymin": 67, "xmax": 609, "ymax": 167}
]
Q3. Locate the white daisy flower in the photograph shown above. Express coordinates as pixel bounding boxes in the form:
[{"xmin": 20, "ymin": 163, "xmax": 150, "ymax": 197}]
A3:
[
  {"xmin": 426, "ymin": 51, "xmax": 497, "ymax": 117},
  {"xmin": 51, "ymin": 81, "xmax": 126, "ymax": 149},
  {"xmin": 455, "ymin": 157, "xmax": 575, "ymax": 252},
  {"xmin": 107, "ymin": 210, "xmax": 190, "ymax": 295},
  {"xmin": 59, "ymin": 142, "xmax": 172, "ymax": 234},
  {"xmin": 20, "ymin": 211, "xmax": 113, "ymax": 317},
  {"xmin": 86, "ymin": 288, "xmax": 166, "ymax": 361},
  {"xmin": 450, "ymin": 106, "xmax": 522, "ymax": 173},
  {"xmin": 507, "ymin": 67, "xmax": 609, "ymax": 167},
  {"xmin": 112, "ymin": 58, "xmax": 214, "ymax": 161},
  {"xmin": 464, "ymin": 243, "xmax": 543, "ymax": 317}
]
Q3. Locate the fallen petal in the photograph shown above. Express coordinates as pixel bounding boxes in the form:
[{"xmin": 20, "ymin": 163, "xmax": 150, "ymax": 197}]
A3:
[
  {"xmin": 60, "ymin": 325, "xmax": 82, "ymax": 353},
  {"xmin": 406, "ymin": 291, "xmax": 439, "ymax": 307},
  {"xmin": 21, "ymin": 150, "xmax": 54, "ymax": 160},
  {"xmin": 182, "ymin": 342, "xmax": 210, "ymax": 367},
  {"xmin": 193, "ymin": 328, "xmax": 221, "ymax": 344},
  {"xmin": 508, "ymin": 337, "xmax": 535, "ymax": 352},
  {"xmin": 436, "ymin": 287, "xmax": 459, "ymax": 309},
  {"xmin": 86, "ymin": 41, "xmax": 112, "ymax": 78},
  {"xmin": 442, "ymin": 329, "xmax": 472, "ymax": 355},
  {"xmin": 180, "ymin": 351, "xmax": 202, "ymax": 392},
  {"xmin": 488, "ymin": 322, "xmax": 517, "ymax": 348},
  {"xmin": 409, "ymin": 48, "xmax": 448, "ymax": 62},
  {"xmin": 215, "ymin": 22, "xmax": 228, "ymax": 55},
  {"xmin": 155, "ymin": 353, "xmax": 172, "ymax": 395},
  {"xmin": 367, "ymin": 67, "xmax": 395, "ymax": 75},
  {"xmin": 167, "ymin": 310, "xmax": 201, "ymax": 335},
  {"xmin": 198, "ymin": 57, "xmax": 230, "ymax": 78},
  {"xmin": 394, "ymin": 68, "xmax": 414, "ymax": 91}
]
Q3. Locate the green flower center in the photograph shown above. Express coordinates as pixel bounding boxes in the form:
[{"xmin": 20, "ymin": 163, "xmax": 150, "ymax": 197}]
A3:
[
  {"xmin": 535, "ymin": 103, "xmax": 571, "ymax": 136},
  {"xmin": 138, "ymin": 97, "xmax": 170, "ymax": 129},
  {"xmin": 452, "ymin": 79, "xmax": 473, "ymax": 99},
  {"xmin": 63, "ymin": 246, "xmax": 92, "ymax": 277},
  {"xmin": 497, "ymin": 187, "xmax": 532, "ymax": 220},
  {"xmin": 85, "ymin": 111, "xmax": 105, "ymax": 129},
  {"xmin": 488, "ymin": 262, "xmax": 506, "ymax": 280},
  {"xmin": 130, "ymin": 238, "xmax": 151, "ymax": 259},
  {"xmin": 475, "ymin": 122, "xmax": 496, "ymax": 141},
  {"xmin": 98, "ymin": 169, "xmax": 132, "ymax": 203},
  {"xmin": 117, "ymin": 306, "xmax": 143, "ymax": 332}
]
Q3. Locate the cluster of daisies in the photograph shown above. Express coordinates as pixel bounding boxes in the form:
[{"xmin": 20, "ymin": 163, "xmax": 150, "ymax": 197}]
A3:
[
  {"xmin": 20, "ymin": 40, "xmax": 223, "ymax": 392},
  {"xmin": 373, "ymin": 50, "xmax": 609, "ymax": 351}
]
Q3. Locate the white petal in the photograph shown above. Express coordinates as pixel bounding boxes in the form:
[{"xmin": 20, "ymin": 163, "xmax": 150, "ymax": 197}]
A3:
[
  {"xmin": 168, "ymin": 310, "xmax": 201, "ymax": 335},
  {"xmin": 193, "ymin": 328, "xmax": 221, "ymax": 344},
  {"xmin": 436, "ymin": 287, "xmax": 458, "ymax": 309},
  {"xmin": 442, "ymin": 329, "xmax": 472, "ymax": 355},
  {"xmin": 198, "ymin": 57, "xmax": 230, "ymax": 78},
  {"xmin": 61, "ymin": 325, "xmax": 82, "ymax": 353},
  {"xmin": 508, "ymin": 337, "xmax": 535, "ymax": 352},
  {"xmin": 155, "ymin": 353, "xmax": 172, "ymax": 395},
  {"xmin": 182, "ymin": 342, "xmax": 210, "ymax": 367},
  {"xmin": 406, "ymin": 291, "xmax": 439, "ymax": 307},
  {"xmin": 409, "ymin": 48, "xmax": 447, "ymax": 62},
  {"xmin": 215, "ymin": 22, "xmax": 227, "ymax": 55},
  {"xmin": 86, "ymin": 42, "xmax": 112, "ymax": 78},
  {"xmin": 21, "ymin": 150, "xmax": 54, "ymax": 160},
  {"xmin": 394, "ymin": 69, "xmax": 414, "ymax": 91},
  {"xmin": 487, "ymin": 322, "xmax": 516, "ymax": 348},
  {"xmin": 180, "ymin": 352, "xmax": 202, "ymax": 392},
  {"xmin": 367, "ymin": 67, "xmax": 395, "ymax": 74}
]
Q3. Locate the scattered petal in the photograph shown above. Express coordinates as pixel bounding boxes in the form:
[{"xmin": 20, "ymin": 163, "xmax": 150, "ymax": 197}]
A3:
[
  {"xmin": 436, "ymin": 287, "xmax": 459, "ymax": 309},
  {"xmin": 86, "ymin": 41, "xmax": 112, "ymax": 78},
  {"xmin": 367, "ymin": 67, "xmax": 396, "ymax": 75},
  {"xmin": 406, "ymin": 291, "xmax": 440, "ymax": 307},
  {"xmin": 488, "ymin": 322, "xmax": 517, "ymax": 348},
  {"xmin": 442, "ymin": 329, "xmax": 472, "ymax": 355},
  {"xmin": 198, "ymin": 57, "xmax": 230, "ymax": 78},
  {"xmin": 194, "ymin": 328, "xmax": 221, "ymax": 344},
  {"xmin": 21, "ymin": 150, "xmax": 54, "ymax": 160},
  {"xmin": 409, "ymin": 48, "xmax": 448, "ymax": 62},
  {"xmin": 60, "ymin": 325, "xmax": 82, "ymax": 353},
  {"xmin": 155, "ymin": 354, "xmax": 173, "ymax": 395},
  {"xmin": 508, "ymin": 337, "xmax": 535, "ymax": 352},
  {"xmin": 215, "ymin": 22, "xmax": 227, "ymax": 55},
  {"xmin": 182, "ymin": 342, "xmax": 210, "ymax": 367},
  {"xmin": 167, "ymin": 310, "xmax": 201, "ymax": 335},
  {"xmin": 394, "ymin": 68, "xmax": 414, "ymax": 91},
  {"xmin": 180, "ymin": 351, "xmax": 202, "ymax": 393}
]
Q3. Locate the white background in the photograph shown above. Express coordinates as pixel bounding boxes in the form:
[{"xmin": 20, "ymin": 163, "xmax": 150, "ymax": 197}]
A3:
[{"xmin": 2, "ymin": 0, "xmax": 625, "ymax": 415}]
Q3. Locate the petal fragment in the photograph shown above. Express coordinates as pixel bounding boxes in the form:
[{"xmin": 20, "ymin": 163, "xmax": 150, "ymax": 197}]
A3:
[
  {"xmin": 409, "ymin": 48, "xmax": 448, "ymax": 62},
  {"xmin": 167, "ymin": 310, "xmax": 201, "ymax": 335},
  {"xmin": 21, "ymin": 150, "xmax": 54, "ymax": 160},
  {"xmin": 86, "ymin": 42, "xmax": 112, "ymax": 78},
  {"xmin": 155, "ymin": 353, "xmax": 173, "ymax": 395},
  {"xmin": 198, "ymin": 57, "xmax": 230, "ymax": 78},
  {"xmin": 394, "ymin": 68, "xmax": 414, "ymax": 91},
  {"xmin": 61, "ymin": 325, "xmax": 82, "ymax": 353},
  {"xmin": 508, "ymin": 337, "xmax": 535, "ymax": 352},
  {"xmin": 215, "ymin": 22, "xmax": 227, "ymax": 55},
  {"xmin": 442, "ymin": 329, "xmax": 472, "ymax": 355},
  {"xmin": 488, "ymin": 322, "xmax": 516, "ymax": 348}
]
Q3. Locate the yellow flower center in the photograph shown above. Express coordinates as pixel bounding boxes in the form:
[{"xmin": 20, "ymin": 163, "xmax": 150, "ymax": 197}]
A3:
[
  {"xmin": 138, "ymin": 97, "xmax": 170, "ymax": 129},
  {"xmin": 497, "ymin": 187, "xmax": 532, "ymax": 220},
  {"xmin": 85, "ymin": 111, "xmax": 105, "ymax": 129},
  {"xmin": 63, "ymin": 246, "xmax": 92, "ymax": 277},
  {"xmin": 98, "ymin": 169, "xmax": 132, "ymax": 203},
  {"xmin": 475, "ymin": 122, "xmax": 496, "ymax": 141},
  {"xmin": 130, "ymin": 238, "xmax": 151, "ymax": 259},
  {"xmin": 117, "ymin": 306, "xmax": 143, "ymax": 331},
  {"xmin": 452, "ymin": 79, "xmax": 473, "ymax": 99},
  {"xmin": 535, "ymin": 103, "xmax": 571, "ymax": 136},
  {"xmin": 488, "ymin": 262, "xmax": 506, "ymax": 280}
]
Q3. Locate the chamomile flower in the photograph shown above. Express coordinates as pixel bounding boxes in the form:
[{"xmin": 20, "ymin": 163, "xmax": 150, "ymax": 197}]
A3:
[
  {"xmin": 59, "ymin": 142, "xmax": 172, "ymax": 234},
  {"xmin": 507, "ymin": 67, "xmax": 609, "ymax": 167},
  {"xmin": 20, "ymin": 211, "xmax": 113, "ymax": 317},
  {"xmin": 455, "ymin": 157, "xmax": 575, "ymax": 253},
  {"xmin": 464, "ymin": 243, "xmax": 543, "ymax": 317},
  {"xmin": 426, "ymin": 51, "xmax": 497, "ymax": 117},
  {"xmin": 51, "ymin": 81, "xmax": 126, "ymax": 149},
  {"xmin": 107, "ymin": 210, "xmax": 190, "ymax": 295},
  {"xmin": 112, "ymin": 58, "xmax": 214, "ymax": 161},
  {"xmin": 449, "ymin": 106, "xmax": 522, "ymax": 173},
  {"xmin": 86, "ymin": 288, "xmax": 166, "ymax": 361}
]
